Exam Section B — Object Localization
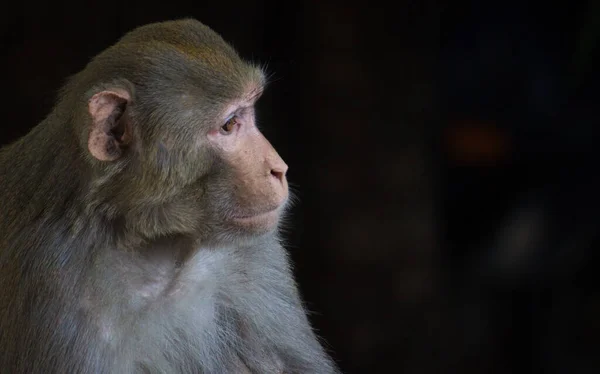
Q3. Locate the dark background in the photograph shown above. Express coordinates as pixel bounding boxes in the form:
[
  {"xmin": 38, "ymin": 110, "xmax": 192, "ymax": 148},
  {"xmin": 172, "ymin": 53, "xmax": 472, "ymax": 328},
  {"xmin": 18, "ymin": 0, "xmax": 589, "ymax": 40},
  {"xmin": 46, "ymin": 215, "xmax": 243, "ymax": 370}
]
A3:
[{"xmin": 2, "ymin": 1, "xmax": 599, "ymax": 373}]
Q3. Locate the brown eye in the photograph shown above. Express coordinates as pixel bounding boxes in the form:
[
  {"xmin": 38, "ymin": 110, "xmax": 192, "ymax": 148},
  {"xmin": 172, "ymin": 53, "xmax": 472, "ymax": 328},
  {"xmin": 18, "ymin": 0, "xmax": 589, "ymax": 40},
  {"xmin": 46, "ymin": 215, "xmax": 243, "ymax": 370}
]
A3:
[{"xmin": 220, "ymin": 116, "xmax": 238, "ymax": 135}]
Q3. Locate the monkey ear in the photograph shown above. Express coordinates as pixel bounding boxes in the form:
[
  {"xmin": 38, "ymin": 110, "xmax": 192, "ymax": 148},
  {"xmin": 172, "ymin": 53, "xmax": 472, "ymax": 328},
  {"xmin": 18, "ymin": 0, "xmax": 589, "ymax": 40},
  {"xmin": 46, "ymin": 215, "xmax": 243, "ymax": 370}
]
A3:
[{"xmin": 87, "ymin": 90, "xmax": 132, "ymax": 161}]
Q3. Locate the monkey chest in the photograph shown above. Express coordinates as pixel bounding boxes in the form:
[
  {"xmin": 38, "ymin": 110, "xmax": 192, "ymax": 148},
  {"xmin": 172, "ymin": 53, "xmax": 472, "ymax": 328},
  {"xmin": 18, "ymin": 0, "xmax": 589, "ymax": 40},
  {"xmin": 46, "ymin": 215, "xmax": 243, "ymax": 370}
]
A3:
[{"xmin": 85, "ymin": 248, "xmax": 243, "ymax": 356}]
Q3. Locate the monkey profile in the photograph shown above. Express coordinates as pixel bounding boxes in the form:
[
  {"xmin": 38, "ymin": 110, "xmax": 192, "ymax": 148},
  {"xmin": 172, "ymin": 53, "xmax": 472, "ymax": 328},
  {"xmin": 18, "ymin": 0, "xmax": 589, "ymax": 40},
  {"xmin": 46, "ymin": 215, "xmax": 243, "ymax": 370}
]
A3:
[{"xmin": 0, "ymin": 19, "xmax": 339, "ymax": 374}]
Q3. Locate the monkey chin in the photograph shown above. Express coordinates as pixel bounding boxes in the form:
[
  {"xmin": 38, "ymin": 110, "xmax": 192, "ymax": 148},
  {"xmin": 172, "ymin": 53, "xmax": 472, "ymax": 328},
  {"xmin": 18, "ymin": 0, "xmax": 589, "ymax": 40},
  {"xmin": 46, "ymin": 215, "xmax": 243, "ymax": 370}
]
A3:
[{"xmin": 231, "ymin": 207, "xmax": 282, "ymax": 233}]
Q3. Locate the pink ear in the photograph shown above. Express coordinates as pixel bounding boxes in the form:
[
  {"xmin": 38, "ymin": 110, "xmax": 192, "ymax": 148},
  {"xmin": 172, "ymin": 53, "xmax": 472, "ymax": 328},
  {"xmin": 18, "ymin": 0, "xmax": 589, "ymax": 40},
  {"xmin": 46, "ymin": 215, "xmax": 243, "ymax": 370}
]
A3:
[{"xmin": 87, "ymin": 89, "xmax": 131, "ymax": 161}]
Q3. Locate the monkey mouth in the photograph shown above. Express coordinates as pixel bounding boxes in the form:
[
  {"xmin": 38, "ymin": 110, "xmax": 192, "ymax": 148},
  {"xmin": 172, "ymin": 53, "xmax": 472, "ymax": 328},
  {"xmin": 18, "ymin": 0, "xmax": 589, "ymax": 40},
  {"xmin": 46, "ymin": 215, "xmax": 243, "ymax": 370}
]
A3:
[{"xmin": 231, "ymin": 206, "xmax": 282, "ymax": 228}]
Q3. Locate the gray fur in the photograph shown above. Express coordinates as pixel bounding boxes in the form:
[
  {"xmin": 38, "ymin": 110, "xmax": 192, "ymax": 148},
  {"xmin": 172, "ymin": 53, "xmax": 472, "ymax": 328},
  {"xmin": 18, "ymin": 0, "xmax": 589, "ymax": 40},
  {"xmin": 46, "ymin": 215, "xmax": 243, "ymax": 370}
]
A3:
[{"xmin": 0, "ymin": 19, "xmax": 339, "ymax": 374}]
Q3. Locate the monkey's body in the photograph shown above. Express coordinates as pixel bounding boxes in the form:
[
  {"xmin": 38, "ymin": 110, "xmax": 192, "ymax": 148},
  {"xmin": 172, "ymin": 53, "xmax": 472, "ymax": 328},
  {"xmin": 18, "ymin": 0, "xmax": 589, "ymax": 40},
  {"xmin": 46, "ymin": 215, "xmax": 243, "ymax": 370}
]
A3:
[{"xmin": 0, "ymin": 20, "xmax": 338, "ymax": 374}]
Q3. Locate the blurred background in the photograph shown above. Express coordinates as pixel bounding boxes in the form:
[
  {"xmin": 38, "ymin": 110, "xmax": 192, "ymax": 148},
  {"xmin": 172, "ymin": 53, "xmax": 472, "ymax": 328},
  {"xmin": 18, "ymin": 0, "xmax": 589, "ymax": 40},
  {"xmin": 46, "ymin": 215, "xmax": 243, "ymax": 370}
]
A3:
[{"xmin": 1, "ymin": 0, "xmax": 599, "ymax": 372}]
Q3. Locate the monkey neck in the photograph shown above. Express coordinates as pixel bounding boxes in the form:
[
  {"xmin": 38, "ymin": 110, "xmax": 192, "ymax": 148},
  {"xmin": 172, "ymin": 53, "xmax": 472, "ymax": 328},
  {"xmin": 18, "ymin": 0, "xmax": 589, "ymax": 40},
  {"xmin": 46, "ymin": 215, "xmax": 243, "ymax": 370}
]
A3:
[{"xmin": 0, "ymin": 114, "xmax": 85, "ymax": 234}]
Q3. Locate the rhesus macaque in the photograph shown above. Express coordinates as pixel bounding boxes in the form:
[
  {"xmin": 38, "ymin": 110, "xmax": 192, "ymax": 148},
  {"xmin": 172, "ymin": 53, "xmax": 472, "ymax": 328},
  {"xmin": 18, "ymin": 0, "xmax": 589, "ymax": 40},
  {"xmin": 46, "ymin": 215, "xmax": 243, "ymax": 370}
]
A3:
[{"xmin": 0, "ymin": 19, "xmax": 339, "ymax": 374}]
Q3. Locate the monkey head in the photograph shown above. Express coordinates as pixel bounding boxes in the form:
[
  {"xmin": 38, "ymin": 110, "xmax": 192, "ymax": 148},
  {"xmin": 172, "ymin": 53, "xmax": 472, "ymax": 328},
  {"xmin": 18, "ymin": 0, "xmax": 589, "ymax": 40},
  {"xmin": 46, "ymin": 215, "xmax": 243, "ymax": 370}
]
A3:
[{"xmin": 71, "ymin": 20, "xmax": 288, "ymax": 242}]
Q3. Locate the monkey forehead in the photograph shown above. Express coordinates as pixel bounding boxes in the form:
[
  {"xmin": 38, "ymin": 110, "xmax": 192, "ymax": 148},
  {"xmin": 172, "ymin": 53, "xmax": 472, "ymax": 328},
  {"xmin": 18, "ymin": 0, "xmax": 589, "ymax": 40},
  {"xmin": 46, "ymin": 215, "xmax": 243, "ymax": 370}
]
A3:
[
  {"xmin": 117, "ymin": 19, "xmax": 265, "ymax": 98},
  {"xmin": 130, "ymin": 45, "xmax": 263, "ymax": 99}
]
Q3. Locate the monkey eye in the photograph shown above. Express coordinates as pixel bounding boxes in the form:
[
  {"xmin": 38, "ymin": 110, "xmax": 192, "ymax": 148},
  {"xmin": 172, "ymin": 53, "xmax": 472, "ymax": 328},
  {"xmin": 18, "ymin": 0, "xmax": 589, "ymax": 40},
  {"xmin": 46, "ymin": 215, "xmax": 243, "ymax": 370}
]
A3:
[{"xmin": 220, "ymin": 115, "xmax": 239, "ymax": 135}]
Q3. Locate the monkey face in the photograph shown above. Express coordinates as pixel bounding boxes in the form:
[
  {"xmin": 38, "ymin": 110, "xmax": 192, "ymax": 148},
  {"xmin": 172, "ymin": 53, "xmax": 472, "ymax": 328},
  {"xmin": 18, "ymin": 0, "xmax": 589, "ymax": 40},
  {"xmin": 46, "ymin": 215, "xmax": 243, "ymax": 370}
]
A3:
[
  {"xmin": 208, "ymin": 103, "xmax": 288, "ymax": 231},
  {"xmin": 86, "ymin": 83, "xmax": 287, "ymax": 239},
  {"xmin": 202, "ymin": 95, "xmax": 289, "ymax": 235}
]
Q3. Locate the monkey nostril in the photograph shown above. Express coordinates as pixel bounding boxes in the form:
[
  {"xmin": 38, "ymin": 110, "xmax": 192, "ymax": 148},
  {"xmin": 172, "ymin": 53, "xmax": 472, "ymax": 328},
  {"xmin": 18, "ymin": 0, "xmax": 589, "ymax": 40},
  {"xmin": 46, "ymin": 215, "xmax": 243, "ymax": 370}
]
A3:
[{"xmin": 270, "ymin": 169, "xmax": 284, "ymax": 182}]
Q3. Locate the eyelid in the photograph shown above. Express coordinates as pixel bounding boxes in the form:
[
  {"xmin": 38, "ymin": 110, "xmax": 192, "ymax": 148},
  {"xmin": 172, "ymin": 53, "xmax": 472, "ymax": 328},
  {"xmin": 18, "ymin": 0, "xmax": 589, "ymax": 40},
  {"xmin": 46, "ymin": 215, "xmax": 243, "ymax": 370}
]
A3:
[
  {"xmin": 224, "ymin": 113, "xmax": 237, "ymax": 123},
  {"xmin": 222, "ymin": 105, "xmax": 253, "ymax": 125}
]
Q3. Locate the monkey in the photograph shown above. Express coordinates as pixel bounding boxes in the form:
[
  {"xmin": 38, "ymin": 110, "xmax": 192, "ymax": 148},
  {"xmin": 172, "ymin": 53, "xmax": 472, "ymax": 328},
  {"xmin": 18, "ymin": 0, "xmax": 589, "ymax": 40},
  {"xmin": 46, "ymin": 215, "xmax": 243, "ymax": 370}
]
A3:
[{"xmin": 0, "ymin": 19, "xmax": 340, "ymax": 374}]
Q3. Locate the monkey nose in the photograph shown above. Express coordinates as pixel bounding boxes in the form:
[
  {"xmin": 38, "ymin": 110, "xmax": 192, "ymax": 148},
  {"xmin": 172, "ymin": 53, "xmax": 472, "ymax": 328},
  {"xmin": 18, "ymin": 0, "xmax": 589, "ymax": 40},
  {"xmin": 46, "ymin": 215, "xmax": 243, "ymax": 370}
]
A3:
[
  {"xmin": 268, "ymin": 155, "xmax": 288, "ymax": 182},
  {"xmin": 270, "ymin": 163, "xmax": 288, "ymax": 183}
]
